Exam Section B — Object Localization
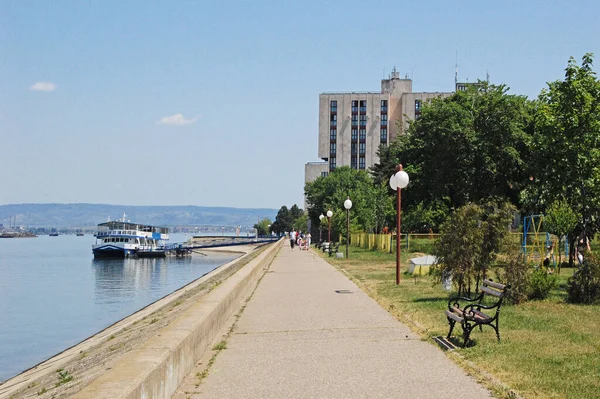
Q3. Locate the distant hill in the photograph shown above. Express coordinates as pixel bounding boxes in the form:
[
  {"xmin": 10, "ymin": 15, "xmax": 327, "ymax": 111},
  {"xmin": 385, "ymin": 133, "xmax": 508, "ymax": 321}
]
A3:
[{"xmin": 0, "ymin": 203, "xmax": 278, "ymax": 228}]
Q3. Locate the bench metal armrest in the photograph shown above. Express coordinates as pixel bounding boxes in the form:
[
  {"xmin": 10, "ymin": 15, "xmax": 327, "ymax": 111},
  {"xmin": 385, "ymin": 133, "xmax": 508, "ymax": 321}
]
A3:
[{"xmin": 447, "ymin": 293, "xmax": 483, "ymax": 310}]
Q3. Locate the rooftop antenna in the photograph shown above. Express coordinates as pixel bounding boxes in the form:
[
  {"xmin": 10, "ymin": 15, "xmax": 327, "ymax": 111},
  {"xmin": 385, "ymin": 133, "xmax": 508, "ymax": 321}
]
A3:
[
  {"xmin": 455, "ymin": 50, "xmax": 458, "ymax": 87},
  {"xmin": 486, "ymin": 70, "xmax": 490, "ymax": 83}
]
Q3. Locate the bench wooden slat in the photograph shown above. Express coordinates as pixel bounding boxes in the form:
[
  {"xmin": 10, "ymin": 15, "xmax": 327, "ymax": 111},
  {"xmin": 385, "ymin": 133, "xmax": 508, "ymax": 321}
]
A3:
[
  {"xmin": 481, "ymin": 285, "xmax": 503, "ymax": 297},
  {"xmin": 484, "ymin": 279, "xmax": 506, "ymax": 290},
  {"xmin": 445, "ymin": 310, "xmax": 463, "ymax": 323}
]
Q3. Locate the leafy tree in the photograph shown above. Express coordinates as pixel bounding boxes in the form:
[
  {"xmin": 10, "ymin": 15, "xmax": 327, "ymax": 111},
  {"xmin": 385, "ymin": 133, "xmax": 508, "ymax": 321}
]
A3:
[
  {"xmin": 372, "ymin": 82, "xmax": 532, "ymax": 231},
  {"xmin": 270, "ymin": 205, "xmax": 304, "ymax": 234},
  {"xmin": 270, "ymin": 206, "xmax": 291, "ymax": 234},
  {"xmin": 433, "ymin": 201, "xmax": 514, "ymax": 296},
  {"xmin": 293, "ymin": 214, "xmax": 308, "ymax": 233},
  {"xmin": 253, "ymin": 218, "xmax": 272, "ymax": 236},
  {"xmin": 544, "ymin": 199, "xmax": 578, "ymax": 265},
  {"xmin": 527, "ymin": 53, "xmax": 600, "ymax": 265},
  {"xmin": 305, "ymin": 167, "xmax": 394, "ymax": 241}
]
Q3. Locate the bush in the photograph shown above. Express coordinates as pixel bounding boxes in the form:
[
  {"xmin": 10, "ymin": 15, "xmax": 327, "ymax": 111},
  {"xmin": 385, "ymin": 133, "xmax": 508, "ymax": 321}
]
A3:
[
  {"xmin": 567, "ymin": 252, "xmax": 600, "ymax": 304},
  {"xmin": 495, "ymin": 250, "xmax": 530, "ymax": 304},
  {"xmin": 528, "ymin": 268, "xmax": 557, "ymax": 300}
]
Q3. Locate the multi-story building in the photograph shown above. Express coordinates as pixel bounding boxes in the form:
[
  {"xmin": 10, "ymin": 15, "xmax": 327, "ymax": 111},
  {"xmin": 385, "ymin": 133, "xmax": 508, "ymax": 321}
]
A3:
[{"xmin": 305, "ymin": 68, "xmax": 453, "ymax": 187}]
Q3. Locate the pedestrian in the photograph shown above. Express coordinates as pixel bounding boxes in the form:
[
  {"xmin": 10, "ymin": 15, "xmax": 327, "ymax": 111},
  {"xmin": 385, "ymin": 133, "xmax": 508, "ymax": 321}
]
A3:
[
  {"xmin": 307, "ymin": 232, "xmax": 312, "ymax": 248},
  {"xmin": 290, "ymin": 230, "xmax": 296, "ymax": 250}
]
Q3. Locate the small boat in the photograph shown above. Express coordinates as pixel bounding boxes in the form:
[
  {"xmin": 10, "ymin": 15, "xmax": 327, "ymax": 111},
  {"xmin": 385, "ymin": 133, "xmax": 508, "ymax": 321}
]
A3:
[
  {"xmin": 76, "ymin": 233, "xmax": 84, "ymax": 236},
  {"xmin": 92, "ymin": 213, "xmax": 169, "ymax": 258},
  {"xmin": 49, "ymin": 233, "xmax": 59, "ymax": 237}
]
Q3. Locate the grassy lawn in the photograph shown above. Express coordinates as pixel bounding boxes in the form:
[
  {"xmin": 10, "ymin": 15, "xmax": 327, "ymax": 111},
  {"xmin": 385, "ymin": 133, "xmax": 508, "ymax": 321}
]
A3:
[{"xmin": 319, "ymin": 246, "xmax": 600, "ymax": 399}]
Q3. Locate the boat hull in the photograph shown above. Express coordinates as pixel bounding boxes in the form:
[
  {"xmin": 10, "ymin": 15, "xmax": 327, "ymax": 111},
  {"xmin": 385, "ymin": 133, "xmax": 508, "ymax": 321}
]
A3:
[{"xmin": 92, "ymin": 245, "xmax": 137, "ymax": 259}]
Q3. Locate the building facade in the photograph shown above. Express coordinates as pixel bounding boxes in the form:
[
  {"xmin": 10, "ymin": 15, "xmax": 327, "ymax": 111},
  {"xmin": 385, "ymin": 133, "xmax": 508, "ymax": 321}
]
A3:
[{"xmin": 305, "ymin": 68, "xmax": 453, "ymax": 187}]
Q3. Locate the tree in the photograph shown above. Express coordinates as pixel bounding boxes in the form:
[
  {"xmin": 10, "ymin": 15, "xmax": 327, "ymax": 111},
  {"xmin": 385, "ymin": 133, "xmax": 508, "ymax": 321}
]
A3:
[
  {"xmin": 372, "ymin": 82, "xmax": 532, "ymax": 231},
  {"xmin": 544, "ymin": 199, "xmax": 578, "ymax": 265},
  {"xmin": 270, "ymin": 206, "xmax": 291, "ymax": 234},
  {"xmin": 527, "ymin": 53, "xmax": 600, "ymax": 265},
  {"xmin": 305, "ymin": 167, "xmax": 394, "ymax": 240},
  {"xmin": 270, "ymin": 205, "xmax": 304, "ymax": 234},
  {"xmin": 253, "ymin": 218, "xmax": 272, "ymax": 236},
  {"xmin": 433, "ymin": 201, "xmax": 514, "ymax": 296}
]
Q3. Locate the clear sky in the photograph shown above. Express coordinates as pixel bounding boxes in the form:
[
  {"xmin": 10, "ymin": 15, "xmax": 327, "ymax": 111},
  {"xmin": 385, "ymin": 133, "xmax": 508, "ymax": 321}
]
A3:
[{"xmin": 2, "ymin": 0, "xmax": 599, "ymax": 209}]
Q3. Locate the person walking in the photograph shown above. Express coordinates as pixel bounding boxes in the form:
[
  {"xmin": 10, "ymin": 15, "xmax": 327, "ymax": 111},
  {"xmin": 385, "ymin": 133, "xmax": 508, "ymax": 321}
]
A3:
[
  {"xmin": 290, "ymin": 230, "xmax": 296, "ymax": 250},
  {"xmin": 307, "ymin": 233, "xmax": 312, "ymax": 248}
]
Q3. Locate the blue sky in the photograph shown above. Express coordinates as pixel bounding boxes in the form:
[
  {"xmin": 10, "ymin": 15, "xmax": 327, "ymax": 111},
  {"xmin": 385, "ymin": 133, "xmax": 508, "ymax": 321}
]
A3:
[{"xmin": 1, "ymin": 0, "xmax": 599, "ymax": 209}]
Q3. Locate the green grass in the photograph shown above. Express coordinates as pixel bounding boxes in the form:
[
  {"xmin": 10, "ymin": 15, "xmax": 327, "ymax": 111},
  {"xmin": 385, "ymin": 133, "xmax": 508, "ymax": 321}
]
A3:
[{"xmin": 322, "ymin": 246, "xmax": 600, "ymax": 399}]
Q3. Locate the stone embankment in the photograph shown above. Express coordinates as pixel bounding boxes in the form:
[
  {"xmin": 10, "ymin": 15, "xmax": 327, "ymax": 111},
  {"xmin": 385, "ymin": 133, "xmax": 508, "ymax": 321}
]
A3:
[{"xmin": 0, "ymin": 240, "xmax": 282, "ymax": 399}]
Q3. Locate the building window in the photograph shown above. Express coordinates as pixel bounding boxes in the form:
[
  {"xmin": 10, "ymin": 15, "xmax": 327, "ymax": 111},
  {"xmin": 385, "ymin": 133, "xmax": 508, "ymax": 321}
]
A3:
[
  {"xmin": 330, "ymin": 100, "xmax": 337, "ymax": 112},
  {"xmin": 359, "ymin": 128, "xmax": 366, "ymax": 140},
  {"xmin": 359, "ymin": 100, "xmax": 367, "ymax": 112},
  {"xmin": 330, "ymin": 143, "xmax": 336, "ymax": 155},
  {"xmin": 329, "ymin": 157, "xmax": 336, "ymax": 171},
  {"xmin": 415, "ymin": 100, "xmax": 422, "ymax": 119},
  {"xmin": 351, "ymin": 142, "xmax": 357, "ymax": 155},
  {"xmin": 380, "ymin": 128, "xmax": 387, "ymax": 143},
  {"xmin": 381, "ymin": 114, "xmax": 387, "ymax": 126},
  {"xmin": 351, "ymin": 114, "xmax": 358, "ymax": 126},
  {"xmin": 351, "ymin": 157, "xmax": 357, "ymax": 169},
  {"xmin": 359, "ymin": 157, "xmax": 365, "ymax": 170},
  {"xmin": 359, "ymin": 114, "xmax": 367, "ymax": 127},
  {"xmin": 381, "ymin": 100, "xmax": 387, "ymax": 112},
  {"xmin": 351, "ymin": 129, "xmax": 358, "ymax": 140},
  {"xmin": 359, "ymin": 142, "xmax": 365, "ymax": 155},
  {"xmin": 321, "ymin": 172, "xmax": 329, "ymax": 178},
  {"xmin": 330, "ymin": 114, "xmax": 337, "ymax": 126},
  {"xmin": 352, "ymin": 100, "xmax": 358, "ymax": 113},
  {"xmin": 330, "ymin": 129, "xmax": 337, "ymax": 140}
]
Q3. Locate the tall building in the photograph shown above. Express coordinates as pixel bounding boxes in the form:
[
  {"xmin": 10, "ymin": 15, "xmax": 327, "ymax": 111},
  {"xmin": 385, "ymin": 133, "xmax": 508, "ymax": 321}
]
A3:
[{"xmin": 305, "ymin": 68, "xmax": 453, "ymax": 186}]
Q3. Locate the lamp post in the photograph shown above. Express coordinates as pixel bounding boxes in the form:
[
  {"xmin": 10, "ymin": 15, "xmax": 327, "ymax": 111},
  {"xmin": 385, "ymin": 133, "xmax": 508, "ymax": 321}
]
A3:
[
  {"xmin": 326, "ymin": 210, "xmax": 333, "ymax": 243},
  {"xmin": 389, "ymin": 164, "xmax": 409, "ymax": 285},
  {"xmin": 344, "ymin": 197, "xmax": 352, "ymax": 259},
  {"xmin": 319, "ymin": 214, "xmax": 325, "ymax": 242}
]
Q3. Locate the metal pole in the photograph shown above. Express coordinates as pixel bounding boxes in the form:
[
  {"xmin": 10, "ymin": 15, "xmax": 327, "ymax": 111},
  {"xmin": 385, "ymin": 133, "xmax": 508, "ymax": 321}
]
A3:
[
  {"xmin": 396, "ymin": 187, "xmax": 401, "ymax": 285},
  {"xmin": 346, "ymin": 208, "xmax": 349, "ymax": 259},
  {"xmin": 328, "ymin": 216, "xmax": 331, "ymax": 243}
]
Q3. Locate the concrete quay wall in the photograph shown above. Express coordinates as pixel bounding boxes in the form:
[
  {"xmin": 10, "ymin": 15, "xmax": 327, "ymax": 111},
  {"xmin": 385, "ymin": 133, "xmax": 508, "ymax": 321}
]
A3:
[{"xmin": 72, "ymin": 239, "xmax": 281, "ymax": 399}]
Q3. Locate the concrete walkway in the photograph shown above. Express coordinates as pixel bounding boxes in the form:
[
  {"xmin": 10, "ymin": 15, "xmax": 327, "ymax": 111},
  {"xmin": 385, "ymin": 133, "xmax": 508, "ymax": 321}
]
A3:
[{"xmin": 175, "ymin": 245, "xmax": 492, "ymax": 398}]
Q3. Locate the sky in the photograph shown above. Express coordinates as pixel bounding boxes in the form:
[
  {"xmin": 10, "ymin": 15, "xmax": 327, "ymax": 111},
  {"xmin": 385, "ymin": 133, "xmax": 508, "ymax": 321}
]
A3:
[{"xmin": 2, "ymin": 0, "xmax": 600, "ymax": 209}]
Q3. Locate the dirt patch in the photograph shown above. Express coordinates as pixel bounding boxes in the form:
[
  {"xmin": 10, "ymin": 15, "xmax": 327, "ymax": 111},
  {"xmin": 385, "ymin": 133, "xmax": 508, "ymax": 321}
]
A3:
[{"xmin": 1, "ymin": 244, "xmax": 270, "ymax": 399}]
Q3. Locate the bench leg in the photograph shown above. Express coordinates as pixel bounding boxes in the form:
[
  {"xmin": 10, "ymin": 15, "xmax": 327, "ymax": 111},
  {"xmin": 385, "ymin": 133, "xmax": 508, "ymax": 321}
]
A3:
[
  {"xmin": 492, "ymin": 319, "xmax": 501, "ymax": 343},
  {"xmin": 462, "ymin": 322, "xmax": 473, "ymax": 348},
  {"xmin": 446, "ymin": 317, "xmax": 456, "ymax": 339}
]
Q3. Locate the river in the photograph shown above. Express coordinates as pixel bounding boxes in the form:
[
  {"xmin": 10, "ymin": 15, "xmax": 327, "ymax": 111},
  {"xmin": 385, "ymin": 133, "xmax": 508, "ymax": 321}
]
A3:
[{"xmin": 0, "ymin": 233, "xmax": 239, "ymax": 381}]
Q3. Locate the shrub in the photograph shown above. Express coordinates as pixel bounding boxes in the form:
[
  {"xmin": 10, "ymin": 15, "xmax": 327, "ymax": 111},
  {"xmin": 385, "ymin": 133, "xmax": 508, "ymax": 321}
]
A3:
[
  {"xmin": 567, "ymin": 252, "xmax": 600, "ymax": 304},
  {"xmin": 496, "ymin": 250, "xmax": 529, "ymax": 304},
  {"xmin": 528, "ymin": 268, "xmax": 557, "ymax": 300}
]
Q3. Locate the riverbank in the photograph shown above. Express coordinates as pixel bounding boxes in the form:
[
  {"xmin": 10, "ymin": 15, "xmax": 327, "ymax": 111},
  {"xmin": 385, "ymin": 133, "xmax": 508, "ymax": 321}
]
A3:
[{"xmin": 0, "ymin": 243, "xmax": 275, "ymax": 399}]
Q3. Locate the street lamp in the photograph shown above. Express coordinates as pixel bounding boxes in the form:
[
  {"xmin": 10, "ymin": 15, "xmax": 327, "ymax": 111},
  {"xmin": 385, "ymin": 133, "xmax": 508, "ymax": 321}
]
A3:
[
  {"xmin": 344, "ymin": 197, "xmax": 352, "ymax": 259},
  {"xmin": 326, "ymin": 210, "xmax": 333, "ymax": 243},
  {"xmin": 319, "ymin": 214, "xmax": 325, "ymax": 242},
  {"xmin": 389, "ymin": 164, "xmax": 410, "ymax": 285}
]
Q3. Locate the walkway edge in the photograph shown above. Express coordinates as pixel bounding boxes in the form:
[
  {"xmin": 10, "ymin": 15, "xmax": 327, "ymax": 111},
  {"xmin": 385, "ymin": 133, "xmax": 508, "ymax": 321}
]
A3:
[{"xmin": 73, "ymin": 239, "xmax": 282, "ymax": 399}]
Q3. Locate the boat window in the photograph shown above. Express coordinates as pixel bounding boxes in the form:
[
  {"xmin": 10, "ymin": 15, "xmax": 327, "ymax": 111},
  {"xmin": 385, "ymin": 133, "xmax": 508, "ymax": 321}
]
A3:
[{"xmin": 104, "ymin": 238, "xmax": 108, "ymax": 243}]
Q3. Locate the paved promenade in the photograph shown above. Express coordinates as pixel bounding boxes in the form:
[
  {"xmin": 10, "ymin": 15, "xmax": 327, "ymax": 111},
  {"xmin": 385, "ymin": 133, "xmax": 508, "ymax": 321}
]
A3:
[{"xmin": 175, "ymin": 244, "xmax": 492, "ymax": 398}]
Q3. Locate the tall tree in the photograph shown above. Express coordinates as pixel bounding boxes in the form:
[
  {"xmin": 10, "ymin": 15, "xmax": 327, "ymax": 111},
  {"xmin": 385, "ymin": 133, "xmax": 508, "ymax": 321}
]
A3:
[
  {"xmin": 305, "ymin": 167, "xmax": 393, "ymax": 240},
  {"xmin": 372, "ymin": 82, "xmax": 532, "ymax": 230},
  {"xmin": 527, "ymin": 53, "xmax": 600, "ymax": 264}
]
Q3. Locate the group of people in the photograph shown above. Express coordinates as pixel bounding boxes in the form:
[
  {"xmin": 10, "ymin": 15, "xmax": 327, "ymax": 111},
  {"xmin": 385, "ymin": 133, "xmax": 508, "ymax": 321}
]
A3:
[{"xmin": 289, "ymin": 229, "xmax": 311, "ymax": 250}]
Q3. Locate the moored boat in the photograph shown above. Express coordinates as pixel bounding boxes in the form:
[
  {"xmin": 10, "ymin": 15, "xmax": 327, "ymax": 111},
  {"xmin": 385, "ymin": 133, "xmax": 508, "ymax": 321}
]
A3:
[{"xmin": 92, "ymin": 214, "xmax": 169, "ymax": 258}]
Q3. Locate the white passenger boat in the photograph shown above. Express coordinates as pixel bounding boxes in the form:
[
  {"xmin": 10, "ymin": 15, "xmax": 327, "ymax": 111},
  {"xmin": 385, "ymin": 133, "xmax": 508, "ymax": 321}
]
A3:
[{"xmin": 92, "ymin": 214, "xmax": 169, "ymax": 258}]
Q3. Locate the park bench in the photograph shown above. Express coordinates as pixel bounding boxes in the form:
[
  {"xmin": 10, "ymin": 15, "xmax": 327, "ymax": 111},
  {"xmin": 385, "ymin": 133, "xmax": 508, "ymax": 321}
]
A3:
[
  {"xmin": 326, "ymin": 242, "xmax": 340, "ymax": 257},
  {"xmin": 445, "ymin": 279, "xmax": 510, "ymax": 348}
]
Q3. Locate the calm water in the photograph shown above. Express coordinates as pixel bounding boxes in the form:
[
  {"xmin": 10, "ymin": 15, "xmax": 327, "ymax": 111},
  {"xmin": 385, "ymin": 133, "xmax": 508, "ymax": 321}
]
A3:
[{"xmin": 0, "ymin": 234, "xmax": 239, "ymax": 381}]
